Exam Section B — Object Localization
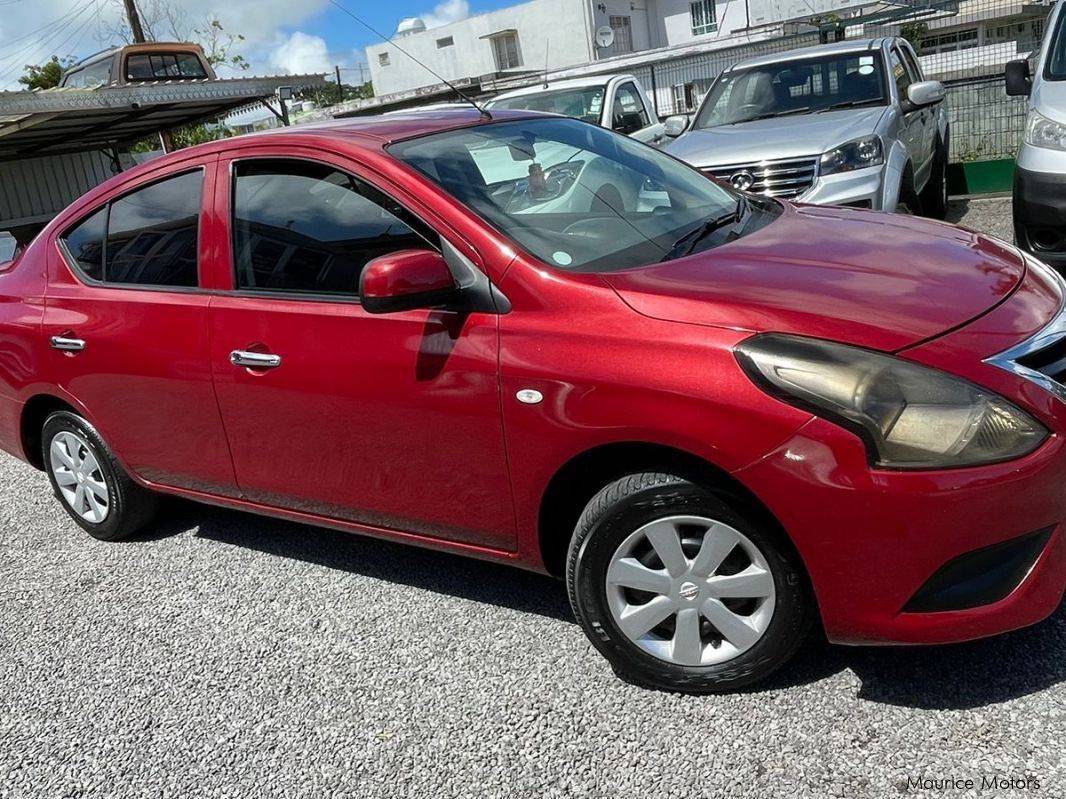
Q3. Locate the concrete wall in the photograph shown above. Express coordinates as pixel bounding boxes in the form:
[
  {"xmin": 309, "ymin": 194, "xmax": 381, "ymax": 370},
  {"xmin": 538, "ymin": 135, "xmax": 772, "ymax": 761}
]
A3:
[{"xmin": 367, "ymin": 0, "xmax": 594, "ymax": 96}]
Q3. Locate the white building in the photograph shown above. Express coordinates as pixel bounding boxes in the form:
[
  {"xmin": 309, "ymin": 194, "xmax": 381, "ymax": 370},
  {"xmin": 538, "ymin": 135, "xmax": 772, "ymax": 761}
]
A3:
[{"xmin": 366, "ymin": 0, "xmax": 757, "ymax": 97}]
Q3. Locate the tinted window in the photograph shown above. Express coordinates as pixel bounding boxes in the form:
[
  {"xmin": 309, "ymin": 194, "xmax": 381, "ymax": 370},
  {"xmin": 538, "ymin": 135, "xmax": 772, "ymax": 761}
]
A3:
[
  {"xmin": 233, "ymin": 160, "xmax": 435, "ymax": 296},
  {"xmin": 106, "ymin": 171, "xmax": 202, "ymax": 286},
  {"xmin": 62, "ymin": 59, "xmax": 114, "ymax": 88},
  {"xmin": 489, "ymin": 86, "xmax": 605, "ymax": 124},
  {"xmin": 60, "ymin": 207, "xmax": 107, "ymax": 280},
  {"xmin": 0, "ymin": 232, "xmax": 18, "ymax": 263},
  {"xmin": 126, "ymin": 53, "xmax": 208, "ymax": 80}
]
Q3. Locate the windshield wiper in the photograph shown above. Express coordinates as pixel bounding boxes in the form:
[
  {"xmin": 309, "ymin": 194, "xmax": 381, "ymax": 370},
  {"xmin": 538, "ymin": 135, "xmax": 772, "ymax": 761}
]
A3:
[
  {"xmin": 740, "ymin": 107, "xmax": 811, "ymax": 123},
  {"xmin": 816, "ymin": 98, "xmax": 884, "ymax": 112},
  {"xmin": 661, "ymin": 196, "xmax": 751, "ymax": 262}
]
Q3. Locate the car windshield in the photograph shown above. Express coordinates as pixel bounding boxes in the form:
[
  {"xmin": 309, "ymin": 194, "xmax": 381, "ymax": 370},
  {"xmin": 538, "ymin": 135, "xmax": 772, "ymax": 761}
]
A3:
[
  {"xmin": 693, "ymin": 51, "xmax": 888, "ymax": 129},
  {"xmin": 486, "ymin": 87, "xmax": 606, "ymax": 124},
  {"xmin": 1045, "ymin": 8, "xmax": 1066, "ymax": 79},
  {"xmin": 389, "ymin": 117, "xmax": 777, "ymax": 272}
]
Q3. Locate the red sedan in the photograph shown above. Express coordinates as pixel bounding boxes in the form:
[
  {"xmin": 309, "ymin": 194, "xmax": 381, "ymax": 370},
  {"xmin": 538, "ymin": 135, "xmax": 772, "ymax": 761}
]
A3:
[{"xmin": 1, "ymin": 109, "xmax": 1064, "ymax": 692}]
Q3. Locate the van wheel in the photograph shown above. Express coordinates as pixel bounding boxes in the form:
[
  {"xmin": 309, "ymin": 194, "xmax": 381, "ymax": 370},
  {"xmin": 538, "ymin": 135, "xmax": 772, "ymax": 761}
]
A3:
[
  {"xmin": 566, "ymin": 473, "xmax": 813, "ymax": 693},
  {"xmin": 920, "ymin": 143, "xmax": 949, "ymax": 220},
  {"xmin": 42, "ymin": 411, "xmax": 158, "ymax": 541}
]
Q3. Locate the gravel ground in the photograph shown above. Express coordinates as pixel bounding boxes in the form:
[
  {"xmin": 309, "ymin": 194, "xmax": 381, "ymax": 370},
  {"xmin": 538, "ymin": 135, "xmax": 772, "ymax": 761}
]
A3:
[{"xmin": 3, "ymin": 196, "xmax": 1064, "ymax": 799}]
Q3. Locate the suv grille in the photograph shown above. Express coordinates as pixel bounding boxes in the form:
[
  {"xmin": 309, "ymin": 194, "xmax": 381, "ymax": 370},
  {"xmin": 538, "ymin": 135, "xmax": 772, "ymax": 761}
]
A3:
[{"xmin": 703, "ymin": 157, "xmax": 819, "ymax": 199}]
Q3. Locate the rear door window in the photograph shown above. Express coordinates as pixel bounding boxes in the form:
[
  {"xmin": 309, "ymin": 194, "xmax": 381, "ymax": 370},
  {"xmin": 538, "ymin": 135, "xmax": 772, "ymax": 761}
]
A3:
[{"xmin": 60, "ymin": 207, "xmax": 107, "ymax": 280}]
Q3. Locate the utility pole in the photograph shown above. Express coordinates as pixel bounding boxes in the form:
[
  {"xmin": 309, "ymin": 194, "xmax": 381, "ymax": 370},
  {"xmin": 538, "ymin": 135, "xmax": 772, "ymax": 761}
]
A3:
[
  {"xmin": 122, "ymin": 0, "xmax": 146, "ymax": 43},
  {"xmin": 335, "ymin": 65, "xmax": 343, "ymax": 104}
]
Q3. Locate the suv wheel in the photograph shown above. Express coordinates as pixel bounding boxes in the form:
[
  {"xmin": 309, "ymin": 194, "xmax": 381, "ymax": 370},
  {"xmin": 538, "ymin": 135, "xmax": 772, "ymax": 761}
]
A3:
[
  {"xmin": 42, "ymin": 411, "xmax": 158, "ymax": 541},
  {"xmin": 567, "ymin": 473, "xmax": 813, "ymax": 693},
  {"xmin": 920, "ymin": 143, "xmax": 949, "ymax": 220}
]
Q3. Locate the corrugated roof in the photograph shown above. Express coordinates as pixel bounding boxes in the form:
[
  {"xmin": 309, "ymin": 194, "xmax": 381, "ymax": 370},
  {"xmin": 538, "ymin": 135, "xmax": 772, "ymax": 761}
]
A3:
[{"xmin": 0, "ymin": 74, "xmax": 327, "ymax": 160}]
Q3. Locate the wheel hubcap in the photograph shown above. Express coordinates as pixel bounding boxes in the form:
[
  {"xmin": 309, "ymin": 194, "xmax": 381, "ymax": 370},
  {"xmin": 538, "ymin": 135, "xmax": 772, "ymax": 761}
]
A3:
[
  {"xmin": 605, "ymin": 515, "xmax": 775, "ymax": 667},
  {"xmin": 49, "ymin": 431, "xmax": 110, "ymax": 524}
]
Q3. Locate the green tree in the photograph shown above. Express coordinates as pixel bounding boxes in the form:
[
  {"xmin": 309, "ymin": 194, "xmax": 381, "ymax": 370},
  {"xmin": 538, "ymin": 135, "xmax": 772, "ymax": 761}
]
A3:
[{"xmin": 17, "ymin": 56, "xmax": 74, "ymax": 91}]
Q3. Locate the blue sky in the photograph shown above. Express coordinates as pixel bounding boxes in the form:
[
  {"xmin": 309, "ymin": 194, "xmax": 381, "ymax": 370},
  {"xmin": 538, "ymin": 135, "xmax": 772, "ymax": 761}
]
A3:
[{"xmin": 0, "ymin": 0, "xmax": 517, "ymax": 89}]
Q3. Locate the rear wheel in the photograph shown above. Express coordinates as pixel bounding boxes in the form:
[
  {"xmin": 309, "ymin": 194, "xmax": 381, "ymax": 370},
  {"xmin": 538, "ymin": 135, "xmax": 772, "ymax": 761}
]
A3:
[
  {"xmin": 42, "ymin": 411, "xmax": 158, "ymax": 541},
  {"xmin": 566, "ymin": 473, "xmax": 813, "ymax": 693}
]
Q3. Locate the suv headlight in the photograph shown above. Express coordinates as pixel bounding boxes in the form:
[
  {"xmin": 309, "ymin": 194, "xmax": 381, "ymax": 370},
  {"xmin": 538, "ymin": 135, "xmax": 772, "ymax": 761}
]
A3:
[
  {"xmin": 736, "ymin": 334, "xmax": 1047, "ymax": 469},
  {"xmin": 820, "ymin": 136, "xmax": 884, "ymax": 175},
  {"xmin": 1024, "ymin": 109, "xmax": 1066, "ymax": 151}
]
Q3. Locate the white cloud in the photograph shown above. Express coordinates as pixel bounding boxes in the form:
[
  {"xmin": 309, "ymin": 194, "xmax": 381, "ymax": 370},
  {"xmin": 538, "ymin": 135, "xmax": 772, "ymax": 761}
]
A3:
[
  {"xmin": 270, "ymin": 32, "xmax": 332, "ymax": 75},
  {"xmin": 421, "ymin": 0, "xmax": 469, "ymax": 29}
]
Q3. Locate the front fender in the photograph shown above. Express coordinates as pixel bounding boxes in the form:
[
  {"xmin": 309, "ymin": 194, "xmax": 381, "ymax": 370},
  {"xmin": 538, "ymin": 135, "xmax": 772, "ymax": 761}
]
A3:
[{"xmin": 882, "ymin": 139, "xmax": 910, "ymax": 210}]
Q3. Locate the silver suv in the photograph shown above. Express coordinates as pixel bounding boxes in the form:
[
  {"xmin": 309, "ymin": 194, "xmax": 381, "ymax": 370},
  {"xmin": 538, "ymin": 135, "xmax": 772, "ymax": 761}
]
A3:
[{"xmin": 664, "ymin": 38, "xmax": 949, "ymax": 217}]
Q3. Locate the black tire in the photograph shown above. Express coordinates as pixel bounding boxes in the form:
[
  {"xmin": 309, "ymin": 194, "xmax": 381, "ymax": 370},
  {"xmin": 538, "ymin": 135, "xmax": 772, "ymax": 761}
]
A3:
[
  {"xmin": 920, "ymin": 142, "xmax": 949, "ymax": 220},
  {"xmin": 41, "ymin": 411, "xmax": 158, "ymax": 541},
  {"xmin": 895, "ymin": 172, "xmax": 922, "ymax": 216},
  {"xmin": 566, "ymin": 473, "xmax": 813, "ymax": 693}
]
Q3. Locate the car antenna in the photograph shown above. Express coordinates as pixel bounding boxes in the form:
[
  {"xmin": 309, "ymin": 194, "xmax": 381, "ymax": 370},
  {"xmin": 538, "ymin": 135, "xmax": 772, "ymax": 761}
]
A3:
[
  {"xmin": 328, "ymin": 0, "xmax": 492, "ymax": 120},
  {"xmin": 543, "ymin": 41, "xmax": 550, "ymax": 89}
]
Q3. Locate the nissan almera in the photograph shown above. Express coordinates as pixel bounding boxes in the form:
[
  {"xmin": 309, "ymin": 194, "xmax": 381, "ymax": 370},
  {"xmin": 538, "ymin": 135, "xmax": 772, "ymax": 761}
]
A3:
[{"xmin": 0, "ymin": 110, "xmax": 1063, "ymax": 692}]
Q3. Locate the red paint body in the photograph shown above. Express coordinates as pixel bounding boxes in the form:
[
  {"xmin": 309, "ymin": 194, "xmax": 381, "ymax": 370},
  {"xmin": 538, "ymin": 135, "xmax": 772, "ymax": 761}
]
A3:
[{"xmin": 0, "ymin": 110, "xmax": 1063, "ymax": 647}]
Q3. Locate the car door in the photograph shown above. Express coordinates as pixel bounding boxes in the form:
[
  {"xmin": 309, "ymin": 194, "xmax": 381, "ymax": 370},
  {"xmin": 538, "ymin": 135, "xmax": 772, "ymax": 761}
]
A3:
[
  {"xmin": 609, "ymin": 81, "xmax": 663, "ymax": 145},
  {"xmin": 42, "ymin": 158, "xmax": 238, "ymax": 496},
  {"xmin": 890, "ymin": 45, "xmax": 929, "ymax": 185},
  {"xmin": 207, "ymin": 153, "xmax": 515, "ymax": 550},
  {"xmin": 899, "ymin": 42, "xmax": 938, "ymax": 167}
]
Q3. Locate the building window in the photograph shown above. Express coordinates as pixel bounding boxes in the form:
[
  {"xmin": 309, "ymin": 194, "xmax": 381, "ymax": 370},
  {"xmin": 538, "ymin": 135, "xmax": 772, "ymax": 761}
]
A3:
[
  {"xmin": 491, "ymin": 33, "xmax": 522, "ymax": 70},
  {"xmin": 690, "ymin": 0, "xmax": 717, "ymax": 36},
  {"xmin": 608, "ymin": 16, "xmax": 633, "ymax": 54},
  {"xmin": 918, "ymin": 28, "xmax": 978, "ymax": 54},
  {"xmin": 436, "ymin": 36, "xmax": 454, "ymax": 48},
  {"xmin": 378, "ymin": 52, "xmax": 390, "ymax": 66}
]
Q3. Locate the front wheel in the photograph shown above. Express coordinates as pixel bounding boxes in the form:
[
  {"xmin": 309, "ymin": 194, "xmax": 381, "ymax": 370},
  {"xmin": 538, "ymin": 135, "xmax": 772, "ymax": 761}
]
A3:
[
  {"xmin": 920, "ymin": 144, "xmax": 949, "ymax": 220},
  {"xmin": 567, "ymin": 473, "xmax": 813, "ymax": 693},
  {"xmin": 42, "ymin": 411, "xmax": 158, "ymax": 541}
]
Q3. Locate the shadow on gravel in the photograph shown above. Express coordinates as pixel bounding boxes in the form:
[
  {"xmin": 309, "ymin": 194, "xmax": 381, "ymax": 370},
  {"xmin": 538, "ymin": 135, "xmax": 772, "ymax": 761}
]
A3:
[
  {"xmin": 152, "ymin": 499, "xmax": 574, "ymax": 622},
  {"xmin": 135, "ymin": 500, "xmax": 1066, "ymax": 707},
  {"xmin": 946, "ymin": 199, "xmax": 970, "ymax": 224}
]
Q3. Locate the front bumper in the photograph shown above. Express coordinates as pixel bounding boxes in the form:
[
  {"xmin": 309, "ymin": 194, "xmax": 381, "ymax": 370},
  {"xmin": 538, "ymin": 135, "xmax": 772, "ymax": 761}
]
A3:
[
  {"xmin": 734, "ymin": 258, "xmax": 1066, "ymax": 646},
  {"xmin": 798, "ymin": 164, "xmax": 891, "ymax": 211},
  {"xmin": 1013, "ymin": 164, "xmax": 1066, "ymax": 268}
]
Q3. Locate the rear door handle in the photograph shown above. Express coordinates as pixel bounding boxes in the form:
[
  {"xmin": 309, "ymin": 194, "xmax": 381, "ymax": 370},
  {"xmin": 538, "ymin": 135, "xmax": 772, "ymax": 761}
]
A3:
[
  {"xmin": 230, "ymin": 350, "xmax": 282, "ymax": 369},
  {"xmin": 50, "ymin": 336, "xmax": 86, "ymax": 352}
]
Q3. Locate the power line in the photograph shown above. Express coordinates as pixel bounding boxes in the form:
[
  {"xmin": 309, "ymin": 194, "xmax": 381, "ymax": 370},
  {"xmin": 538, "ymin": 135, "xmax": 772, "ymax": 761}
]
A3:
[{"xmin": 0, "ymin": 0, "xmax": 97, "ymax": 86}]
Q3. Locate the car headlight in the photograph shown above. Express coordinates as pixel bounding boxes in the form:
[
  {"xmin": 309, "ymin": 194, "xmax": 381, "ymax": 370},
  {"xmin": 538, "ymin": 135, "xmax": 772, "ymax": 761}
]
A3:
[
  {"xmin": 736, "ymin": 334, "xmax": 1047, "ymax": 469},
  {"xmin": 819, "ymin": 136, "xmax": 884, "ymax": 175},
  {"xmin": 1024, "ymin": 109, "xmax": 1066, "ymax": 151}
]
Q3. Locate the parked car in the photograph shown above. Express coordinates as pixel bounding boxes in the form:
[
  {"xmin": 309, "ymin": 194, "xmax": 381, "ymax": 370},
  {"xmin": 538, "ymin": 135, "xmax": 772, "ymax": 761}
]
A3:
[
  {"xmin": 1007, "ymin": 1, "xmax": 1066, "ymax": 268},
  {"xmin": 2, "ymin": 110, "xmax": 1064, "ymax": 693},
  {"xmin": 486, "ymin": 75, "xmax": 666, "ymax": 146},
  {"xmin": 664, "ymin": 38, "xmax": 949, "ymax": 216},
  {"xmin": 59, "ymin": 42, "xmax": 217, "ymax": 89}
]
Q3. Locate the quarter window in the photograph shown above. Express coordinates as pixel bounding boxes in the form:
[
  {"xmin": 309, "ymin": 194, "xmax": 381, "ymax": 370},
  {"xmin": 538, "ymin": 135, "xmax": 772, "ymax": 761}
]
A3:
[
  {"xmin": 232, "ymin": 160, "xmax": 436, "ymax": 297},
  {"xmin": 61, "ymin": 207, "xmax": 107, "ymax": 281},
  {"xmin": 59, "ymin": 170, "xmax": 203, "ymax": 287}
]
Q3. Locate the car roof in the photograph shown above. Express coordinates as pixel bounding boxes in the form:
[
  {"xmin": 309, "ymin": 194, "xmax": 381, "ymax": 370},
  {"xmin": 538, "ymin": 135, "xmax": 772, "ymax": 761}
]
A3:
[
  {"xmin": 727, "ymin": 38, "xmax": 891, "ymax": 71},
  {"xmin": 112, "ymin": 108, "xmax": 546, "ymax": 176},
  {"xmin": 490, "ymin": 74, "xmax": 631, "ymax": 101},
  {"xmin": 63, "ymin": 41, "xmax": 208, "ymax": 73}
]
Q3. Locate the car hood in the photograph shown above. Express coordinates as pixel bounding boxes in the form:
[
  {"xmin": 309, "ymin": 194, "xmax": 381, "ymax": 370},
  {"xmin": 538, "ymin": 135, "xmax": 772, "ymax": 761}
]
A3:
[
  {"xmin": 603, "ymin": 204, "xmax": 1025, "ymax": 352},
  {"xmin": 665, "ymin": 107, "xmax": 886, "ymax": 166}
]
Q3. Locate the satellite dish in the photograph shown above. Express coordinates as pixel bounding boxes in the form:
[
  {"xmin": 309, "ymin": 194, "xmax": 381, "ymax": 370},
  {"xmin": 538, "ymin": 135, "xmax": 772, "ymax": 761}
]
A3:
[{"xmin": 595, "ymin": 25, "xmax": 615, "ymax": 48}]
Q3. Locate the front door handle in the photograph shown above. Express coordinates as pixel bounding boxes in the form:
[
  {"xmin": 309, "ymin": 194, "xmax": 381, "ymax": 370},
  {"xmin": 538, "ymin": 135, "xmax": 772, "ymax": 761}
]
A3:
[
  {"xmin": 230, "ymin": 350, "xmax": 282, "ymax": 369},
  {"xmin": 50, "ymin": 336, "xmax": 86, "ymax": 352}
]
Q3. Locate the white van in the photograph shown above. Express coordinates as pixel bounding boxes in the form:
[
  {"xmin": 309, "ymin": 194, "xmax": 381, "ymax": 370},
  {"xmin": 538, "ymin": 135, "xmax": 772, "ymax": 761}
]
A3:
[{"xmin": 1007, "ymin": 2, "xmax": 1066, "ymax": 268}]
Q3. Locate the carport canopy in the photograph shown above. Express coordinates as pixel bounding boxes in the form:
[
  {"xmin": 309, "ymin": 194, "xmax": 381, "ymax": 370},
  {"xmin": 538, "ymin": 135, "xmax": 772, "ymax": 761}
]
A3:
[{"xmin": 0, "ymin": 74, "xmax": 327, "ymax": 161}]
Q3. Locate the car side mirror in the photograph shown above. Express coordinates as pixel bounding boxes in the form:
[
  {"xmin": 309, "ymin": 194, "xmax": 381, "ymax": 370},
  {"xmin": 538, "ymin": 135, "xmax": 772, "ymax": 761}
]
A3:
[
  {"xmin": 1005, "ymin": 60, "xmax": 1032, "ymax": 97},
  {"xmin": 663, "ymin": 115, "xmax": 689, "ymax": 137},
  {"xmin": 905, "ymin": 80, "xmax": 946, "ymax": 110},
  {"xmin": 360, "ymin": 249, "xmax": 460, "ymax": 314}
]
